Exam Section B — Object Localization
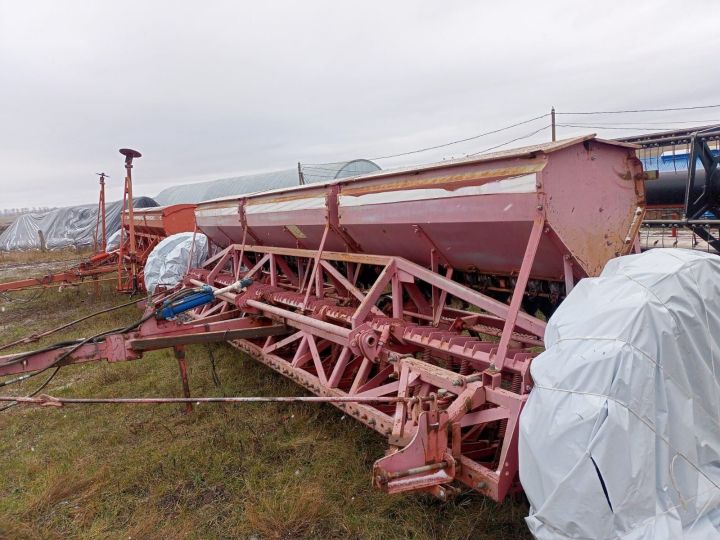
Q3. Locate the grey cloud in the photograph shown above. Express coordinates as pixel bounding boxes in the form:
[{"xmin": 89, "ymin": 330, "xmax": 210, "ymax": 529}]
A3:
[{"xmin": 1, "ymin": 0, "xmax": 717, "ymax": 208}]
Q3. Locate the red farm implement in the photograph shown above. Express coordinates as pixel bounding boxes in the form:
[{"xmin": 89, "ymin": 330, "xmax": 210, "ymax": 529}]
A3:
[
  {"xmin": 0, "ymin": 149, "xmax": 196, "ymax": 296},
  {"xmin": 0, "ymin": 135, "xmax": 645, "ymax": 502},
  {"xmin": 0, "ymin": 204, "xmax": 196, "ymax": 296}
]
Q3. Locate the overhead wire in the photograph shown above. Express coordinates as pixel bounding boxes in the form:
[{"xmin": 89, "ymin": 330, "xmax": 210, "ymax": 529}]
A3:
[
  {"xmin": 303, "ymin": 120, "xmax": 707, "ymax": 172},
  {"xmin": 468, "ymin": 125, "xmax": 553, "ymax": 156},
  {"xmin": 552, "ymin": 119, "xmax": 720, "ymax": 126},
  {"xmin": 302, "ymin": 121, "xmax": 555, "ymax": 174},
  {"xmin": 556, "ymin": 124, "xmax": 686, "ymax": 132},
  {"xmin": 556, "ymin": 104, "xmax": 720, "ymax": 115},
  {"xmin": 299, "ymin": 103, "xmax": 720, "ymax": 172},
  {"xmin": 301, "ymin": 113, "xmax": 551, "ymax": 166},
  {"xmin": 368, "ymin": 113, "xmax": 550, "ymax": 160}
]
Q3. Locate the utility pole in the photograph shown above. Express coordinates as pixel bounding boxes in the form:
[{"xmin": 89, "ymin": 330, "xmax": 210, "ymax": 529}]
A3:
[
  {"xmin": 119, "ymin": 148, "xmax": 142, "ymax": 293},
  {"xmin": 95, "ymin": 173, "xmax": 108, "ymax": 253},
  {"xmin": 551, "ymin": 106, "xmax": 556, "ymax": 142},
  {"xmin": 297, "ymin": 162, "xmax": 305, "ymax": 185}
]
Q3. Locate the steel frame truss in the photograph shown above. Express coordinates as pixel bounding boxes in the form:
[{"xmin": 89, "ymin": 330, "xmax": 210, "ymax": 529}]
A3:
[
  {"xmin": 177, "ymin": 220, "xmax": 546, "ymax": 500},
  {"xmin": 0, "ymin": 218, "xmax": 549, "ymax": 502}
]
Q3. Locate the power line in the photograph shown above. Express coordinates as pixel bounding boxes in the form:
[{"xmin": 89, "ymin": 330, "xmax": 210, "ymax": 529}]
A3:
[
  {"xmin": 554, "ymin": 119, "xmax": 720, "ymax": 126},
  {"xmin": 368, "ymin": 113, "xmax": 550, "ymax": 161},
  {"xmin": 301, "ymin": 103, "xmax": 720, "ymax": 171},
  {"xmin": 468, "ymin": 125, "xmax": 552, "ymax": 157},
  {"xmin": 308, "ymin": 123, "xmax": 549, "ymax": 173},
  {"xmin": 557, "ymin": 104, "xmax": 720, "ymax": 115},
  {"xmin": 556, "ymin": 124, "xmax": 684, "ymax": 132},
  {"xmin": 304, "ymin": 113, "xmax": 550, "ymax": 166}
]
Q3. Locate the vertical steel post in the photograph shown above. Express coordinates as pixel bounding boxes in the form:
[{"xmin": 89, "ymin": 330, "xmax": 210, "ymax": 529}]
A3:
[
  {"xmin": 551, "ymin": 107, "xmax": 556, "ymax": 142},
  {"xmin": 92, "ymin": 172, "xmax": 106, "ymax": 300},
  {"xmin": 302, "ymin": 224, "xmax": 329, "ymax": 309},
  {"xmin": 95, "ymin": 173, "xmax": 108, "ymax": 253},
  {"xmin": 37, "ymin": 230, "xmax": 46, "ymax": 252},
  {"xmin": 563, "ymin": 255, "xmax": 574, "ymax": 294},
  {"xmin": 119, "ymin": 149, "xmax": 142, "ymax": 293},
  {"xmin": 174, "ymin": 346, "xmax": 193, "ymax": 414}
]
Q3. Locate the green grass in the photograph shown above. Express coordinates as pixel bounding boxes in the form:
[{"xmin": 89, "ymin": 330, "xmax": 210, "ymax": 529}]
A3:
[{"xmin": 0, "ymin": 251, "xmax": 532, "ymax": 540}]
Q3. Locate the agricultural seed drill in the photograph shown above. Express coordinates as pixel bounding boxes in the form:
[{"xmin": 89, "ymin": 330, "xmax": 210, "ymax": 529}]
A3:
[{"xmin": 0, "ymin": 135, "xmax": 645, "ymax": 502}]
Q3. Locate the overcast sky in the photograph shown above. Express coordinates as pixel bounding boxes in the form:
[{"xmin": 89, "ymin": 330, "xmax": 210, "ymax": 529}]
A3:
[{"xmin": 1, "ymin": 0, "xmax": 718, "ymax": 210}]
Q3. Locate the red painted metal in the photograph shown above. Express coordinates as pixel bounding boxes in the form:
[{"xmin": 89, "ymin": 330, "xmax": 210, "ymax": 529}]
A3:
[
  {"xmin": 0, "ymin": 252, "xmax": 118, "ymax": 294},
  {"xmin": 94, "ymin": 173, "xmax": 108, "ymax": 253},
  {"xmin": 0, "ymin": 136, "xmax": 646, "ymax": 505},
  {"xmin": 116, "ymin": 204, "xmax": 197, "ymax": 293},
  {"xmin": 128, "ymin": 204, "xmax": 197, "ymax": 237},
  {"xmin": 118, "ymin": 149, "xmax": 142, "ymax": 293},
  {"xmin": 184, "ymin": 244, "xmax": 544, "ymax": 501},
  {"xmin": 196, "ymin": 135, "xmax": 644, "ymax": 280},
  {"xmin": 2, "ymin": 149, "xmax": 192, "ymax": 296}
]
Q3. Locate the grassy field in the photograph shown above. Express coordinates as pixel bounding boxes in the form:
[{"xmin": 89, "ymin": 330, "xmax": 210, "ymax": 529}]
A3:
[{"xmin": 0, "ymin": 251, "xmax": 532, "ymax": 540}]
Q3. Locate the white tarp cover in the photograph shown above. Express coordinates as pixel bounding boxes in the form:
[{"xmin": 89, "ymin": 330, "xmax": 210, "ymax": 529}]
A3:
[
  {"xmin": 153, "ymin": 160, "xmax": 380, "ymax": 206},
  {"xmin": 0, "ymin": 197, "xmax": 157, "ymax": 251},
  {"xmin": 105, "ymin": 229, "xmax": 122, "ymax": 251},
  {"xmin": 519, "ymin": 248, "xmax": 720, "ymax": 539},
  {"xmin": 144, "ymin": 232, "xmax": 208, "ymax": 294}
]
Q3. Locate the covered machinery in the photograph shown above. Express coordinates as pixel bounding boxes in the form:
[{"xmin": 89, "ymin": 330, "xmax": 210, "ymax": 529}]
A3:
[
  {"xmin": 0, "ymin": 204, "xmax": 197, "ymax": 295},
  {"xmin": 0, "ymin": 135, "xmax": 646, "ymax": 505},
  {"xmin": 0, "ymin": 197, "xmax": 158, "ymax": 252},
  {"xmin": 116, "ymin": 204, "xmax": 197, "ymax": 292},
  {"xmin": 520, "ymin": 249, "xmax": 720, "ymax": 539},
  {"xmin": 153, "ymin": 160, "xmax": 381, "ymax": 206}
]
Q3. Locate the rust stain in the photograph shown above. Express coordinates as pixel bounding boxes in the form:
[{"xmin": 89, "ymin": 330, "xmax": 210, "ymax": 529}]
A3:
[
  {"xmin": 197, "ymin": 163, "xmax": 547, "ymax": 210},
  {"xmin": 285, "ymin": 224, "xmax": 307, "ymax": 239},
  {"xmin": 341, "ymin": 164, "xmax": 546, "ymax": 198}
]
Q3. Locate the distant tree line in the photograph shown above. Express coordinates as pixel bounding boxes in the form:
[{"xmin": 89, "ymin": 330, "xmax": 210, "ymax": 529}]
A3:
[{"xmin": 0, "ymin": 206, "xmax": 55, "ymax": 216}]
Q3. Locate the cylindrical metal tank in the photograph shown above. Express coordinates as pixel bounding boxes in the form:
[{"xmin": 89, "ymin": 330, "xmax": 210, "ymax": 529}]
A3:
[{"xmin": 644, "ymin": 170, "xmax": 704, "ymax": 208}]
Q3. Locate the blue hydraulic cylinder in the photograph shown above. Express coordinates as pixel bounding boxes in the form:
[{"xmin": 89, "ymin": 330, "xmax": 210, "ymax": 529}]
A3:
[
  {"xmin": 157, "ymin": 286, "xmax": 215, "ymax": 320},
  {"xmin": 155, "ymin": 278, "xmax": 253, "ymax": 320}
]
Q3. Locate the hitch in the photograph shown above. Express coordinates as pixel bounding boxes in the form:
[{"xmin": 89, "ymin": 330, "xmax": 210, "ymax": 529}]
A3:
[{"xmin": 373, "ymin": 409, "xmax": 456, "ymax": 497}]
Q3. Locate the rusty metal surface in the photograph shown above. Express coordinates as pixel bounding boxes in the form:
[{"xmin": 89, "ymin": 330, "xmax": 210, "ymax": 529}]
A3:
[
  {"xmin": 0, "ymin": 241, "xmax": 551, "ymax": 502},
  {"xmin": 0, "ymin": 135, "xmax": 648, "ymax": 512},
  {"xmin": 541, "ymin": 140, "xmax": 646, "ymax": 276},
  {"xmin": 125, "ymin": 204, "xmax": 197, "ymax": 237},
  {"xmin": 195, "ymin": 136, "xmax": 644, "ymax": 280},
  {"xmin": 197, "ymin": 135, "xmax": 636, "ymax": 209}
]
